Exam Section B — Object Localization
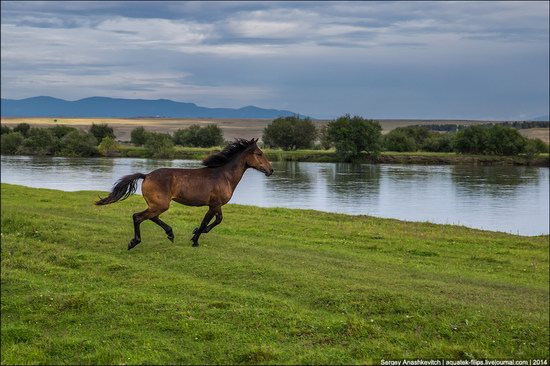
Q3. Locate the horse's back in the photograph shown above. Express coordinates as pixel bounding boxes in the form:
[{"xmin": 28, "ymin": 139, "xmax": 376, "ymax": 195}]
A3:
[{"xmin": 144, "ymin": 167, "xmax": 217, "ymax": 207}]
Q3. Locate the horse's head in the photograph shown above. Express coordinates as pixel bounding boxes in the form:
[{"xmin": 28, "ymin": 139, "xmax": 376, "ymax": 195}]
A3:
[{"xmin": 245, "ymin": 138, "xmax": 274, "ymax": 176}]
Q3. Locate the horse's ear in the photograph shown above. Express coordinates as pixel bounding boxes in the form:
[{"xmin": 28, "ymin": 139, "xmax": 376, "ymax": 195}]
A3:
[{"xmin": 250, "ymin": 138, "xmax": 258, "ymax": 144}]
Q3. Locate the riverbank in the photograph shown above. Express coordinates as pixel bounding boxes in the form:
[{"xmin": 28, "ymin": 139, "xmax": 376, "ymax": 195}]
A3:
[
  {"xmin": 118, "ymin": 145, "xmax": 550, "ymax": 167},
  {"xmin": 1, "ymin": 184, "xmax": 548, "ymax": 364}
]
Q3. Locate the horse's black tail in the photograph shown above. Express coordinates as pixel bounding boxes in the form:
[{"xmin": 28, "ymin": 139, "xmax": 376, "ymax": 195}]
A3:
[{"xmin": 95, "ymin": 173, "xmax": 146, "ymax": 206}]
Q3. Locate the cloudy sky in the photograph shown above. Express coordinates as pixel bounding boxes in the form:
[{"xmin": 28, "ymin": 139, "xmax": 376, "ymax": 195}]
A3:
[{"xmin": 1, "ymin": 1, "xmax": 548, "ymax": 119}]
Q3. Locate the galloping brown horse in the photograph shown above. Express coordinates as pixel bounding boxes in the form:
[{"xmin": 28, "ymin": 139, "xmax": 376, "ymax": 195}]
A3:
[{"xmin": 96, "ymin": 138, "xmax": 273, "ymax": 250}]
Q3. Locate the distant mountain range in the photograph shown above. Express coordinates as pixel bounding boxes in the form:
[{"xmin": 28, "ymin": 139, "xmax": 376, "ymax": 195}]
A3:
[
  {"xmin": 531, "ymin": 115, "xmax": 550, "ymax": 122},
  {"xmin": 0, "ymin": 96, "xmax": 298, "ymax": 119}
]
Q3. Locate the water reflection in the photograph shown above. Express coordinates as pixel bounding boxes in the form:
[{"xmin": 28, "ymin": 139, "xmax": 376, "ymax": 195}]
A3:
[{"xmin": 1, "ymin": 155, "xmax": 548, "ymax": 235}]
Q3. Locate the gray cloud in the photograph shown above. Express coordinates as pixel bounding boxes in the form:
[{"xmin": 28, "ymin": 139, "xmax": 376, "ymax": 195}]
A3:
[{"xmin": 1, "ymin": 1, "xmax": 548, "ymax": 119}]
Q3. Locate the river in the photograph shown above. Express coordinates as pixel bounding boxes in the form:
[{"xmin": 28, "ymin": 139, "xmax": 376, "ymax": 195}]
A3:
[{"xmin": 1, "ymin": 155, "xmax": 548, "ymax": 236}]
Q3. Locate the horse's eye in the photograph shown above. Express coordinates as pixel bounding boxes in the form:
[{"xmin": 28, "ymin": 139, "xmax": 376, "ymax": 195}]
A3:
[{"xmin": 256, "ymin": 152, "xmax": 262, "ymax": 156}]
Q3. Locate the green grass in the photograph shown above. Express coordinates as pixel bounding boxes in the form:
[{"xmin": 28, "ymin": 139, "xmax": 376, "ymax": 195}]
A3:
[
  {"xmin": 117, "ymin": 144, "xmax": 549, "ymax": 166},
  {"xmin": 1, "ymin": 184, "xmax": 548, "ymax": 364}
]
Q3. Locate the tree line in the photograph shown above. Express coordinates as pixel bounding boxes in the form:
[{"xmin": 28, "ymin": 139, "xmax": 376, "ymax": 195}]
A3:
[
  {"xmin": 1, "ymin": 123, "xmax": 224, "ymax": 158},
  {"xmin": 2, "ymin": 117, "xmax": 548, "ymax": 160},
  {"xmin": 261, "ymin": 115, "xmax": 549, "ymax": 159},
  {"xmin": 409, "ymin": 120, "xmax": 549, "ymax": 132}
]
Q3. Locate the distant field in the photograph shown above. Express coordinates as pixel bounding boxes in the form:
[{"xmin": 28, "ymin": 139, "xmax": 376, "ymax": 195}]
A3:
[
  {"xmin": 0, "ymin": 117, "xmax": 516, "ymax": 142},
  {"xmin": 519, "ymin": 128, "xmax": 550, "ymax": 144}
]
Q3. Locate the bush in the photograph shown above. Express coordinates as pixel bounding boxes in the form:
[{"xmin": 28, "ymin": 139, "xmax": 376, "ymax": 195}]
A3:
[
  {"xmin": 486, "ymin": 124, "xmax": 527, "ymax": 156},
  {"xmin": 173, "ymin": 124, "xmax": 225, "ymax": 147},
  {"xmin": 318, "ymin": 125, "xmax": 332, "ymax": 150},
  {"xmin": 144, "ymin": 132, "xmax": 175, "ymax": 158},
  {"xmin": 453, "ymin": 125, "xmax": 491, "ymax": 154},
  {"xmin": 89, "ymin": 123, "xmax": 115, "ymax": 142},
  {"xmin": 1, "ymin": 132, "xmax": 24, "ymax": 154},
  {"xmin": 60, "ymin": 130, "xmax": 98, "ymax": 157},
  {"xmin": 383, "ymin": 129, "xmax": 417, "ymax": 152},
  {"xmin": 13, "ymin": 123, "xmax": 31, "ymax": 137},
  {"xmin": 262, "ymin": 116, "xmax": 317, "ymax": 150},
  {"xmin": 21, "ymin": 127, "xmax": 59, "ymax": 155},
  {"xmin": 131, "ymin": 127, "xmax": 148, "ymax": 146},
  {"xmin": 97, "ymin": 136, "xmax": 121, "ymax": 157},
  {"xmin": 326, "ymin": 114, "xmax": 382, "ymax": 160},
  {"xmin": 51, "ymin": 125, "xmax": 78, "ymax": 139},
  {"xmin": 421, "ymin": 133, "xmax": 454, "ymax": 152},
  {"xmin": 453, "ymin": 125, "xmax": 530, "ymax": 156},
  {"xmin": 1, "ymin": 125, "xmax": 11, "ymax": 135}
]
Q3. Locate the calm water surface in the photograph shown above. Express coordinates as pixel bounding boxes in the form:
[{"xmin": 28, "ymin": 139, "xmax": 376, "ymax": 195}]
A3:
[{"xmin": 1, "ymin": 155, "xmax": 548, "ymax": 236}]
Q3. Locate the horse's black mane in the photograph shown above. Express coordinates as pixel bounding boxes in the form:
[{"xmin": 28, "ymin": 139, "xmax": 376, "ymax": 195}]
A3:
[{"xmin": 202, "ymin": 138, "xmax": 255, "ymax": 168}]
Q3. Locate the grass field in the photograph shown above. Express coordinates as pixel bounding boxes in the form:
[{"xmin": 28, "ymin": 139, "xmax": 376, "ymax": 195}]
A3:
[{"xmin": 1, "ymin": 184, "xmax": 548, "ymax": 364}]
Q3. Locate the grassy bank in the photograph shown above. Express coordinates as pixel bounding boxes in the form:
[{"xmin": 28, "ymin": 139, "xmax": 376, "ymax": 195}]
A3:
[
  {"xmin": 118, "ymin": 144, "xmax": 550, "ymax": 166},
  {"xmin": 1, "ymin": 184, "xmax": 548, "ymax": 364}
]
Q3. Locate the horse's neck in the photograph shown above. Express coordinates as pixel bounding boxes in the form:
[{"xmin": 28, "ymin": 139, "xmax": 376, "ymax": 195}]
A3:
[{"xmin": 223, "ymin": 154, "xmax": 248, "ymax": 190}]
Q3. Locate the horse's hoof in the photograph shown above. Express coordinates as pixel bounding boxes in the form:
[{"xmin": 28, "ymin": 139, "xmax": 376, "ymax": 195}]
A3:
[
  {"xmin": 167, "ymin": 233, "xmax": 174, "ymax": 242},
  {"xmin": 191, "ymin": 239, "xmax": 199, "ymax": 247},
  {"xmin": 128, "ymin": 239, "xmax": 140, "ymax": 250}
]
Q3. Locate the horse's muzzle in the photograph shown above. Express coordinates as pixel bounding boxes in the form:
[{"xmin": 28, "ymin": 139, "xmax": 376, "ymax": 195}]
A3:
[{"xmin": 265, "ymin": 168, "xmax": 274, "ymax": 177}]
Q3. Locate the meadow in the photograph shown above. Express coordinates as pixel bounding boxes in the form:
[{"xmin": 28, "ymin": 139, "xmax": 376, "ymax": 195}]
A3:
[{"xmin": 1, "ymin": 184, "xmax": 548, "ymax": 364}]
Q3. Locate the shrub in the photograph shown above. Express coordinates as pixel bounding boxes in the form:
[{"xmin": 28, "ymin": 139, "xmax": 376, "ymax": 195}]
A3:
[
  {"xmin": 89, "ymin": 123, "xmax": 115, "ymax": 142},
  {"xmin": 60, "ymin": 130, "xmax": 98, "ymax": 157},
  {"xmin": 13, "ymin": 123, "xmax": 31, "ymax": 137},
  {"xmin": 262, "ymin": 116, "xmax": 317, "ymax": 150},
  {"xmin": 453, "ymin": 125, "xmax": 530, "ymax": 156},
  {"xmin": 421, "ymin": 133, "xmax": 454, "ymax": 152},
  {"xmin": 1, "ymin": 125, "xmax": 11, "ymax": 135},
  {"xmin": 318, "ymin": 125, "xmax": 332, "ymax": 150},
  {"xmin": 97, "ymin": 136, "xmax": 121, "ymax": 157},
  {"xmin": 131, "ymin": 127, "xmax": 148, "ymax": 146},
  {"xmin": 1, "ymin": 132, "xmax": 24, "ymax": 154},
  {"xmin": 453, "ymin": 125, "xmax": 491, "ymax": 154},
  {"xmin": 485, "ymin": 124, "xmax": 527, "ymax": 156},
  {"xmin": 173, "ymin": 124, "xmax": 225, "ymax": 147},
  {"xmin": 144, "ymin": 132, "xmax": 175, "ymax": 158},
  {"xmin": 383, "ymin": 129, "xmax": 417, "ymax": 152},
  {"xmin": 326, "ymin": 114, "xmax": 382, "ymax": 160},
  {"xmin": 51, "ymin": 125, "xmax": 78, "ymax": 139},
  {"xmin": 22, "ymin": 127, "xmax": 59, "ymax": 155}
]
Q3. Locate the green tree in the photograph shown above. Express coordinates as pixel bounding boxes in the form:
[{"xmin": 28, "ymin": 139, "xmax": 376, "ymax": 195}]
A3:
[
  {"xmin": 1, "ymin": 125, "xmax": 11, "ymax": 135},
  {"xmin": 131, "ymin": 127, "xmax": 149, "ymax": 146},
  {"xmin": 173, "ymin": 124, "xmax": 225, "ymax": 147},
  {"xmin": 22, "ymin": 127, "xmax": 59, "ymax": 155},
  {"xmin": 262, "ymin": 116, "xmax": 317, "ymax": 150},
  {"xmin": 1, "ymin": 132, "xmax": 24, "ymax": 154},
  {"xmin": 60, "ymin": 130, "xmax": 98, "ymax": 157},
  {"xmin": 383, "ymin": 129, "xmax": 417, "ymax": 152},
  {"xmin": 13, "ymin": 123, "xmax": 31, "ymax": 137},
  {"xmin": 89, "ymin": 123, "xmax": 115, "ymax": 143},
  {"xmin": 326, "ymin": 114, "xmax": 382, "ymax": 160},
  {"xmin": 97, "ymin": 136, "xmax": 121, "ymax": 157},
  {"xmin": 144, "ymin": 132, "xmax": 175, "ymax": 158}
]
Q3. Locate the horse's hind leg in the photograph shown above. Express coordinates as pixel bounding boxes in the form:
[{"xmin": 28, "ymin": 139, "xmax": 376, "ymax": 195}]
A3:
[
  {"xmin": 203, "ymin": 208, "xmax": 222, "ymax": 233},
  {"xmin": 150, "ymin": 216, "xmax": 174, "ymax": 242},
  {"xmin": 128, "ymin": 205, "xmax": 169, "ymax": 250}
]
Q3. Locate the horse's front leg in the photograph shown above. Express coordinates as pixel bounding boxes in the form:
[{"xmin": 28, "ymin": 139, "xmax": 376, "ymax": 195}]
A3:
[{"xmin": 191, "ymin": 208, "xmax": 216, "ymax": 247}]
